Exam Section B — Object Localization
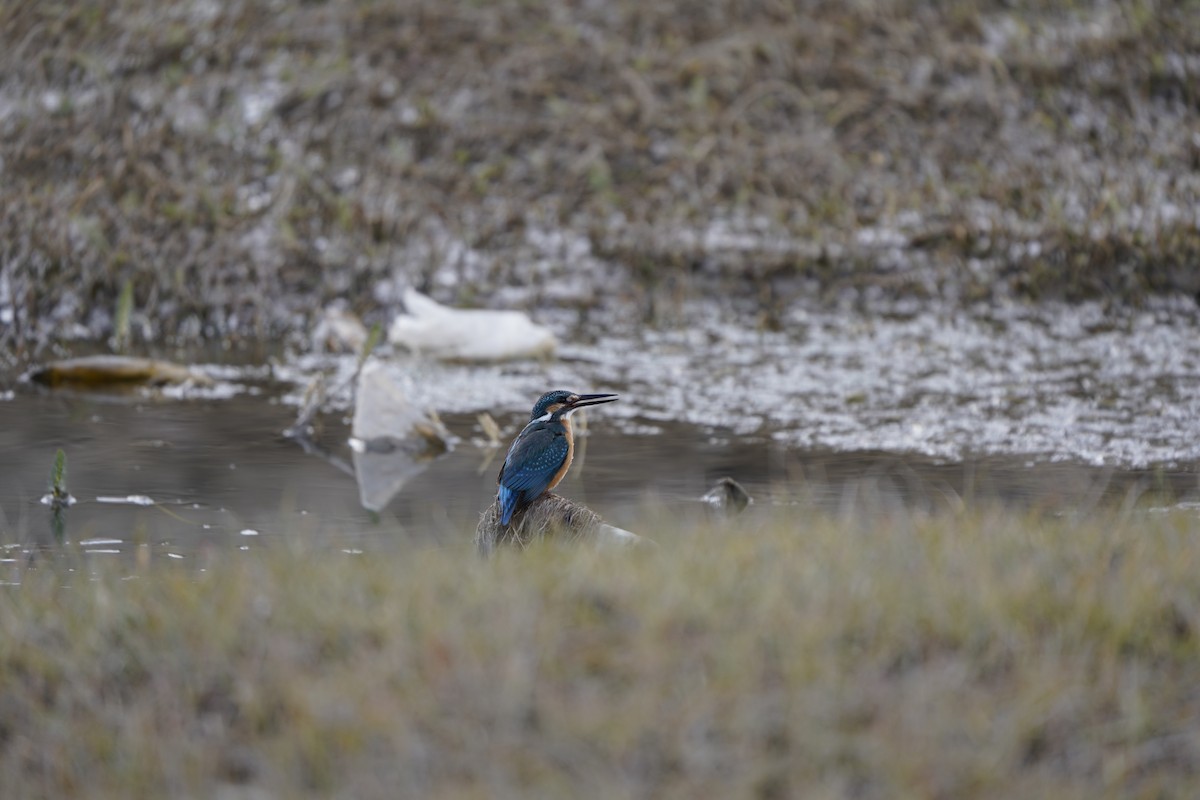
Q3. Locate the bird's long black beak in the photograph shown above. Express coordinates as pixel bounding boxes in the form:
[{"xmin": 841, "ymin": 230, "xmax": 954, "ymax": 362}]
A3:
[{"xmin": 569, "ymin": 393, "xmax": 619, "ymax": 409}]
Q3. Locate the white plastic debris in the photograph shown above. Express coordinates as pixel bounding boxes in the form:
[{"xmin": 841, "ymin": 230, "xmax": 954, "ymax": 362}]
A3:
[
  {"xmin": 387, "ymin": 289, "xmax": 557, "ymax": 362},
  {"xmin": 350, "ymin": 359, "xmax": 454, "ymax": 511}
]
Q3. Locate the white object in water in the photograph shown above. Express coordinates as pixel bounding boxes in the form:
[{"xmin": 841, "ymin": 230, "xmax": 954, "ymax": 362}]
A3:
[
  {"xmin": 350, "ymin": 359, "xmax": 454, "ymax": 512},
  {"xmin": 595, "ymin": 523, "xmax": 646, "ymax": 548},
  {"xmin": 387, "ymin": 289, "xmax": 557, "ymax": 361}
]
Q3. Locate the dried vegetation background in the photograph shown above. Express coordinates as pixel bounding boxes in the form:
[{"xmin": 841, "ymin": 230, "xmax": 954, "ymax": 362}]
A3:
[{"xmin": 1, "ymin": 0, "xmax": 1198, "ymax": 349}]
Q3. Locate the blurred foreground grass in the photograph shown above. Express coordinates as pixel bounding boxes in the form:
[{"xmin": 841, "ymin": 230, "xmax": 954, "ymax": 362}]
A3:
[{"xmin": 3, "ymin": 506, "xmax": 1200, "ymax": 798}]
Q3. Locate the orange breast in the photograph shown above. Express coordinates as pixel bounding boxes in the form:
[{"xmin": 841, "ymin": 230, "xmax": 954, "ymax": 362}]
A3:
[{"xmin": 546, "ymin": 417, "xmax": 574, "ymax": 491}]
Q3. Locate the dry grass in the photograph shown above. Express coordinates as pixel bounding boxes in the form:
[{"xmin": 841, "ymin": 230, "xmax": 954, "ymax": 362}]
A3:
[
  {"xmin": 1, "ymin": 1, "xmax": 1198, "ymax": 351},
  {"xmin": 3, "ymin": 505, "xmax": 1200, "ymax": 798},
  {"xmin": 475, "ymin": 492, "xmax": 606, "ymax": 554}
]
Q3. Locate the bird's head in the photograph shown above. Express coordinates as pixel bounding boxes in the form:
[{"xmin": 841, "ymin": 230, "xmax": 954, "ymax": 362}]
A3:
[{"xmin": 530, "ymin": 389, "xmax": 619, "ymax": 421}]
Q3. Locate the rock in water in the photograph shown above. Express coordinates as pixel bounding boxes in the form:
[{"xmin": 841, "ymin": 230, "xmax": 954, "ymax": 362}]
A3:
[
  {"xmin": 475, "ymin": 492, "xmax": 641, "ymax": 555},
  {"xmin": 388, "ymin": 289, "xmax": 557, "ymax": 362},
  {"xmin": 701, "ymin": 476, "xmax": 752, "ymax": 516},
  {"xmin": 28, "ymin": 355, "xmax": 212, "ymax": 389}
]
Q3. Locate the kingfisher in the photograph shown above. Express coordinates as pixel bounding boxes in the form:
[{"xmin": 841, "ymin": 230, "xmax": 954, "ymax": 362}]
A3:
[{"xmin": 496, "ymin": 389, "xmax": 619, "ymax": 526}]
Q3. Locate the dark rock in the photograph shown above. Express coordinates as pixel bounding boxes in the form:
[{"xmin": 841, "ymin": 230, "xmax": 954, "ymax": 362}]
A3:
[{"xmin": 702, "ymin": 476, "xmax": 752, "ymax": 516}]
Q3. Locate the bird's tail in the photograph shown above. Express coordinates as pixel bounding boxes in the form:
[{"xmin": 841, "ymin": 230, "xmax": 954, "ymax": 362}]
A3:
[{"xmin": 497, "ymin": 485, "xmax": 518, "ymax": 526}]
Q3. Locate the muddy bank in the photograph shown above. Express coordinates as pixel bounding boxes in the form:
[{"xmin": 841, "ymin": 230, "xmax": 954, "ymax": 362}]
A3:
[
  {"xmin": 280, "ymin": 294, "xmax": 1200, "ymax": 470},
  {"xmin": 1, "ymin": 1, "xmax": 1198, "ymax": 350}
]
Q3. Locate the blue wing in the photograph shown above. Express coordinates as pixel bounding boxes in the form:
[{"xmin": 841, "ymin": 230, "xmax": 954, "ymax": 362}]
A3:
[
  {"xmin": 497, "ymin": 484, "xmax": 520, "ymax": 527},
  {"xmin": 497, "ymin": 423, "xmax": 569, "ymax": 525}
]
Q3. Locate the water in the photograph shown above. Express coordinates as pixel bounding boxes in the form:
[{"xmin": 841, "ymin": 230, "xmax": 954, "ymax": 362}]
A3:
[
  {"xmin": 3, "ymin": 297, "xmax": 1199, "ymax": 565},
  {"xmin": 0, "ymin": 388, "xmax": 1193, "ymax": 568}
]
